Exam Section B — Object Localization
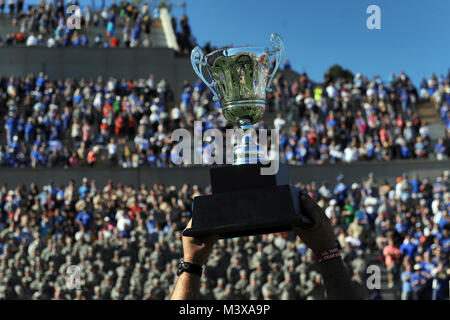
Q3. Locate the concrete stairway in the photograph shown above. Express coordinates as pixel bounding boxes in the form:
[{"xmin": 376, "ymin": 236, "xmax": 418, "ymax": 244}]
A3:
[
  {"xmin": 429, "ymin": 122, "xmax": 446, "ymax": 140},
  {"xmin": 415, "ymin": 99, "xmax": 446, "ymax": 142}
]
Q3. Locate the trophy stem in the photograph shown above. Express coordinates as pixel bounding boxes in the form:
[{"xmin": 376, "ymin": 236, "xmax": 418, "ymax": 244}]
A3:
[{"xmin": 233, "ymin": 124, "xmax": 266, "ymax": 165}]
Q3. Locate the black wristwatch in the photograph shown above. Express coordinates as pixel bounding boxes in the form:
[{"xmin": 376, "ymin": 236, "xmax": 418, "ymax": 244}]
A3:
[{"xmin": 177, "ymin": 260, "xmax": 203, "ymax": 277}]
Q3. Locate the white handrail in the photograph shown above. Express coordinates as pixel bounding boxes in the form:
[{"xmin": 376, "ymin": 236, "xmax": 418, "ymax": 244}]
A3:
[{"xmin": 159, "ymin": 7, "xmax": 180, "ymax": 51}]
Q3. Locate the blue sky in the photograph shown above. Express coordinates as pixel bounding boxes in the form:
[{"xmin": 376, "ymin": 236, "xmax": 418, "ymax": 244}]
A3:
[
  {"xmin": 30, "ymin": 0, "xmax": 450, "ymax": 86},
  {"xmin": 176, "ymin": 0, "xmax": 449, "ymax": 86}
]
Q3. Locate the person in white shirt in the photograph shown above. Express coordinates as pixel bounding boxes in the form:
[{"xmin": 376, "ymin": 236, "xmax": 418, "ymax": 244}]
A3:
[
  {"xmin": 431, "ymin": 196, "xmax": 442, "ymax": 218},
  {"xmin": 141, "ymin": 3, "xmax": 149, "ymax": 14},
  {"xmin": 326, "ymin": 82, "xmax": 337, "ymax": 99},
  {"xmin": 325, "ymin": 199, "xmax": 341, "ymax": 219},
  {"xmin": 107, "ymin": 138, "xmax": 117, "ymax": 164},
  {"xmin": 47, "ymin": 37, "xmax": 56, "ymax": 48},
  {"xmin": 116, "ymin": 211, "xmax": 131, "ymax": 232},
  {"xmin": 171, "ymin": 105, "xmax": 181, "ymax": 120},
  {"xmin": 273, "ymin": 113, "xmax": 286, "ymax": 131},
  {"xmin": 318, "ymin": 182, "xmax": 333, "ymax": 199},
  {"xmin": 419, "ymin": 122, "xmax": 430, "ymax": 139},
  {"xmin": 329, "ymin": 142, "xmax": 343, "ymax": 162},
  {"xmin": 343, "ymin": 145, "xmax": 358, "ymax": 163},
  {"xmin": 345, "ymin": 233, "xmax": 361, "ymax": 248},
  {"xmin": 134, "ymin": 134, "xmax": 149, "ymax": 152},
  {"xmin": 149, "ymin": 103, "xmax": 161, "ymax": 123},
  {"xmin": 26, "ymin": 33, "xmax": 38, "ymax": 46}
]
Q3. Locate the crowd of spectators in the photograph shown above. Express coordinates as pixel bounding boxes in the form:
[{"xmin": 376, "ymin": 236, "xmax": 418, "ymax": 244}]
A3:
[
  {"xmin": 1, "ymin": 68, "xmax": 447, "ymax": 168},
  {"xmin": 0, "ymin": 72, "xmax": 180, "ymax": 168},
  {"xmin": 0, "ymin": 0, "xmax": 195, "ymax": 50},
  {"xmin": 0, "ymin": 170, "xmax": 448, "ymax": 300},
  {"xmin": 272, "ymin": 70, "xmax": 442, "ymax": 164}
]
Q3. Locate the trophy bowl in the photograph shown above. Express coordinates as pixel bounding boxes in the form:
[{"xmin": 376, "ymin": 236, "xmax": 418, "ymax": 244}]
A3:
[{"xmin": 191, "ymin": 33, "xmax": 285, "ymax": 127}]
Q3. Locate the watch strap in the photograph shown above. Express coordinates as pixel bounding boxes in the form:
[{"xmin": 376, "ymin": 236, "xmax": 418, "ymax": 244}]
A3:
[{"xmin": 177, "ymin": 260, "xmax": 203, "ymax": 277}]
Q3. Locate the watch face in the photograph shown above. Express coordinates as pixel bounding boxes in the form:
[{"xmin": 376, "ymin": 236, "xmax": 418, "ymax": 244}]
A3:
[{"xmin": 183, "ymin": 262, "xmax": 189, "ymax": 269}]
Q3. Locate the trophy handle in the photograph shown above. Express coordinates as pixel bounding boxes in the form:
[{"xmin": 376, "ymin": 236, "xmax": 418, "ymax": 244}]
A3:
[
  {"xmin": 191, "ymin": 46, "xmax": 220, "ymax": 101},
  {"xmin": 266, "ymin": 33, "xmax": 285, "ymax": 92}
]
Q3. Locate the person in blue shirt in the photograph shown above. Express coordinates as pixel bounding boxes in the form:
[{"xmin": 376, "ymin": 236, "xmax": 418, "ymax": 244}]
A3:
[
  {"xmin": 434, "ymin": 138, "xmax": 447, "ymax": 160},
  {"xmin": 56, "ymin": 188, "xmax": 65, "ymax": 206},
  {"xmin": 370, "ymin": 290, "xmax": 383, "ymax": 300},
  {"xmin": 158, "ymin": 150, "xmax": 169, "ymax": 167},
  {"xmin": 53, "ymin": 116, "xmax": 63, "ymax": 136},
  {"xmin": 33, "ymin": 136, "xmax": 44, "ymax": 152},
  {"xmin": 78, "ymin": 178, "xmax": 90, "ymax": 199},
  {"xmin": 106, "ymin": 19, "xmax": 115, "ymax": 37},
  {"xmin": 5, "ymin": 115, "xmax": 17, "ymax": 144},
  {"xmin": 433, "ymin": 179, "xmax": 445, "ymax": 198},
  {"xmin": 410, "ymin": 174, "xmax": 421, "ymax": 195},
  {"xmin": 146, "ymin": 213, "xmax": 157, "ymax": 234},
  {"xmin": 440, "ymin": 229, "xmax": 450, "ymax": 253},
  {"xmin": 394, "ymin": 216, "xmax": 409, "ymax": 234},
  {"xmin": 326, "ymin": 117, "xmax": 337, "ymax": 128},
  {"xmin": 39, "ymin": 150, "xmax": 48, "ymax": 167},
  {"xmin": 76, "ymin": 210, "xmax": 93, "ymax": 231},
  {"xmin": 401, "ymin": 264, "xmax": 413, "ymax": 300},
  {"xmin": 420, "ymin": 252, "xmax": 435, "ymax": 275},
  {"xmin": 134, "ymin": 24, "xmax": 142, "ymax": 39},
  {"xmin": 49, "ymin": 126, "xmax": 59, "ymax": 141},
  {"xmin": 299, "ymin": 135, "xmax": 309, "ymax": 148},
  {"xmin": 193, "ymin": 79, "xmax": 205, "ymax": 94},
  {"xmin": 181, "ymin": 88, "xmax": 191, "ymax": 105},
  {"xmin": 334, "ymin": 175, "xmax": 349, "ymax": 206},
  {"xmin": 365, "ymin": 138, "xmax": 375, "ymax": 160},
  {"xmin": 279, "ymin": 131, "xmax": 288, "ymax": 151},
  {"xmin": 283, "ymin": 59, "xmax": 291, "ymax": 70},
  {"xmin": 73, "ymin": 91, "xmax": 83, "ymax": 105},
  {"xmin": 318, "ymin": 142, "xmax": 329, "ymax": 161},
  {"xmin": 24, "ymin": 118, "xmax": 35, "ymax": 144},
  {"xmin": 411, "ymin": 265, "xmax": 428, "ymax": 300},
  {"xmin": 80, "ymin": 34, "xmax": 89, "ymax": 47},
  {"xmin": 316, "ymin": 123, "xmax": 325, "ymax": 134},
  {"xmin": 147, "ymin": 149, "xmax": 157, "ymax": 166},
  {"xmin": 400, "ymin": 88, "xmax": 411, "ymax": 113},
  {"xmin": 444, "ymin": 113, "xmax": 450, "ymax": 131},
  {"xmin": 284, "ymin": 146, "xmax": 295, "ymax": 163},
  {"xmin": 414, "ymin": 137, "xmax": 427, "ymax": 158},
  {"xmin": 39, "ymin": 218, "xmax": 52, "ymax": 238},
  {"xmin": 119, "ymin": 224, "xmax": 131, "ymax": 238},
  {"xmin": 62, "ymin": 108, "xmax": 72, "ymax": 129},
  {"xmin": 400, "ymin": 143, "xmax": 410, "ymax": 158},
  {"xmin": 440, "ymin": 103, "xmax": 449, "ymax": 120},
  {"xmin": 399, "ymin": 234, "xmax": 418, "ymax": 259},
  {"xmin": 36, "ymin": 73, "xmax": 46, "ymax": 89},
  {"xmin": 296, "ymin": 143, "xmax": 308, "ymax": 164},
  {"xmin": 8, "ymin": 136, "xmax": 20, "ymax": 154},
  {"xmin": 419, "ymin": 79, "xmax": 428, "ymax": 97},
  {"xmin": 72, "ymin": 36, "xmax": 80, "ymax": 46},
  {"xmin": 52, "ymin": 209, "xmax": 65, "ymax": 233}
]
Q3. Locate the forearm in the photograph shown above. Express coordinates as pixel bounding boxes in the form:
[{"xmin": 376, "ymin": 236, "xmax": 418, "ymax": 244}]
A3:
[
  {"xmin": 317, "ymin": 257, "xmax": 359, "ymax": 300},
  {"xmin": 170, "ymin": 272, "xmax": 201, "ymax": 300}
]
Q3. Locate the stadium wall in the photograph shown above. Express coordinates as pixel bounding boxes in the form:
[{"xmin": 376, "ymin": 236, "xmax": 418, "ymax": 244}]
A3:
[
  {"xmin": 0, "ymin": 159, "xmax": 448, "ymax": 188},
  {"xmin": 0, "ymin": 47, "xmax": 197, "ymax": 101}
]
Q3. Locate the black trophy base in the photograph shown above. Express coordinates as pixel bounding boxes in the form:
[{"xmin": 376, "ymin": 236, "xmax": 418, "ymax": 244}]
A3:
[{"xmin": 183, "ymin": 164, "xmax": 312, "ymax": 239}]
